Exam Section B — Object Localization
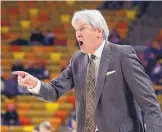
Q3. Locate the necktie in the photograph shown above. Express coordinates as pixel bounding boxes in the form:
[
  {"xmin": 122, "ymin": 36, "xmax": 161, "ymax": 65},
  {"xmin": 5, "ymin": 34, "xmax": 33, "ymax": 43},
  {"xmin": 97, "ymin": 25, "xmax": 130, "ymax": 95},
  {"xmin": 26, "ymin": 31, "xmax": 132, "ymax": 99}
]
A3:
[{"xmin": 85, "ymin": 54, "xmax": 96, "ymax": 132}]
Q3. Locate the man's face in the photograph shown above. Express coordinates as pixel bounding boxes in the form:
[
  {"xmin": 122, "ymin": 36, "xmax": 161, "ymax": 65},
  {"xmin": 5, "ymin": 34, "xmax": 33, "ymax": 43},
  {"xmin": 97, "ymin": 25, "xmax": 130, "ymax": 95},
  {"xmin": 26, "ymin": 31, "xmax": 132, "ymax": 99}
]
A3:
[{"xmin": 74, "ymin": 19, "xmax": 100, "ymax": 53}]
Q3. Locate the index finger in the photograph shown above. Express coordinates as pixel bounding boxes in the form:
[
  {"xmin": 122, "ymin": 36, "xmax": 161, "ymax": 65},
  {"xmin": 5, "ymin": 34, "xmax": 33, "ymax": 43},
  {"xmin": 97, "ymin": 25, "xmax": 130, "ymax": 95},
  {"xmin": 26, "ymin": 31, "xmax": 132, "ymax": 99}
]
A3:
[{"xmin": 12, "ymin": 71, "xmax": 28, "ymax": 78}]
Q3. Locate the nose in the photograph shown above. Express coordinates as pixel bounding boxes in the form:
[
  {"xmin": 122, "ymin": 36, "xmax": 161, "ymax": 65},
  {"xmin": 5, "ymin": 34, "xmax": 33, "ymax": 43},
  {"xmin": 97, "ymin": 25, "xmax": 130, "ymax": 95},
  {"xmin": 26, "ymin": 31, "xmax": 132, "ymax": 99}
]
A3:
[{"xmin": 76, "ymin": 30, "xmax": 82, "ymax": 39}]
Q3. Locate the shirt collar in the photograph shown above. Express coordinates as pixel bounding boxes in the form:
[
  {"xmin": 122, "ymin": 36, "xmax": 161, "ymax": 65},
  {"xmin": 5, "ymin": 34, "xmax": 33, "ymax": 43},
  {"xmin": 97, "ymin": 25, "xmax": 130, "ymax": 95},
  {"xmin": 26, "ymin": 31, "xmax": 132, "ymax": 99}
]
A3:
[{"xmin": 88, "ymin": 40, "xmax": 105, "ymax": 59}]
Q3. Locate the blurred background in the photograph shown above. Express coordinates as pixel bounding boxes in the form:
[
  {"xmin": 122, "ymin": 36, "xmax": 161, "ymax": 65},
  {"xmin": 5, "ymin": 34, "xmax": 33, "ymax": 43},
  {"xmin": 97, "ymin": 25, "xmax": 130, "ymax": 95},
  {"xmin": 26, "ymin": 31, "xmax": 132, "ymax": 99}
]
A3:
[{"xmin": 1, "ymin": 1, "xmax": 162, "ymax": 132}]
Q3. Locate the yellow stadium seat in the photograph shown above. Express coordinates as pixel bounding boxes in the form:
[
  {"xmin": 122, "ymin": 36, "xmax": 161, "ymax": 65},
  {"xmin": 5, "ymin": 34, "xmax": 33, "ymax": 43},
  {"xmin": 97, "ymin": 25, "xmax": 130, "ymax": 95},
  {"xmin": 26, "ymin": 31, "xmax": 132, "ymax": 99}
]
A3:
[
  {"xmin": 13, "ymin": 52, "xmax": 25, "ymax": 60},
  {"xmin": 60, "ymin": 15, "xmax": 71, "ymax": 23},
  {"xmin": 51, "ymin": 73, "xmax": 59, "ymax": 79},
  {"xmin": 26, "ymin": 111, "xmax": 51, "ymax": 118},
  {"xmin": 32, "ymin": 46, "xmax": 44, "ymax": 53},
  {"xmin": 20, "ymin": 20, "xmax": 31, "ymax": 29},
  {"xmin": 125, "ymin": 9, "xmax": 137, "ymax": 21},
  {"xmin": 157, "ymin": 95, "xmax": 162, "ymax": 102},
  {"xmin": 46, "ymin": 102, "xmax": 59, "ymax": 112},
  {"xmin": 31, "ymin": 117, "xmax": 48, "ymax": 125},
  {"xmin": 66, "ymin": 89, "xmax": 75, "ymax": 96},
  {"xmin": 43, "ymin": 46, "xmax": 54, "ymax": 52},
  {"xmin": 1, "ymin": 59, "xmax": 11, "ymax": 66},
  {"xmin": 17, "ymin": 103, "xmax": 30, "ymax": 111},
  {"xmin": 1, "ymin": 26, "xmax": 9, "ymax": 33},
  {"xmin": 1, "ymin": 45, "xmax": 10, "ymax": 52},
  {"xmin": 154, "ymin": 85, "xmax": 162, "ymax": 91},
  {"xmin": 116, "ymin": 9, "xmax": 126, "ymax": 17},
  {"xmin": 59, "ymin": 103, "xmax": 73, "ymax": 111},
  {"xmin": 7, "ymin": 126, "xmax": 23, "ymax": 132},
  {"xmin": 18, "ymin": 110, "xmax": 28, "ymax": 117},
  {"xmin": 1, "ymin": 126, "xmax": 8, "ymax": 132},
  {"xmin": 66, "ymin": 0, "xmax": 74, "ymax": 6},
  {"xmin": 50, "ymin": 52, "xmax": 62, "ymax": 62},
  {"xmin": 159, "ymin": 59, "xmax": 162, "ymax": 63},
  {"xmin": 58, "ymin": 96, "xmax": 67, "ymax": 103},
  {"xmin": 29, "ymin": 8, "xmax": 39, "ymax": 16},
  {"xmin": 31, "ymin": 19, "xmax": 41, "ymax": 28},
  {"xmin": 23, "ymin": 125, "xmax": 34, "ymax": 132}
]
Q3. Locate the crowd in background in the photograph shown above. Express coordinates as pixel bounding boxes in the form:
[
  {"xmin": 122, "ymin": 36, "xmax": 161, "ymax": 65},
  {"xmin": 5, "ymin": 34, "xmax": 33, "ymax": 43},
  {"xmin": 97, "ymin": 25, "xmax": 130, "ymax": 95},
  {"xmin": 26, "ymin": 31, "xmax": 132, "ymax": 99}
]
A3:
[
  {"xmin": 1, "ymin": 60, "xmax": 50, "ymax": 98},
  {"xmin": 138, "ymin": 40, "xmax": 162, "ymax": 85},
  {"xmin": 1, "ymin": 1, "xmax": 162, "ymax": 132},
  {"xmin": 10, "ymin": 28, "xmax": 55, "ymax": 46}
]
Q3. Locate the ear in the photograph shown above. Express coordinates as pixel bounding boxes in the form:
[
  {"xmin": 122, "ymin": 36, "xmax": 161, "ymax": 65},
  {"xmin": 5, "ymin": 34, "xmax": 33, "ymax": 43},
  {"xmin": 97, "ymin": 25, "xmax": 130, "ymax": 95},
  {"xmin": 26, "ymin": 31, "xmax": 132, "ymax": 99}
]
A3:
[{"xmin": 97, "ymin": 28, "xmax": 103, "ymax": 37}]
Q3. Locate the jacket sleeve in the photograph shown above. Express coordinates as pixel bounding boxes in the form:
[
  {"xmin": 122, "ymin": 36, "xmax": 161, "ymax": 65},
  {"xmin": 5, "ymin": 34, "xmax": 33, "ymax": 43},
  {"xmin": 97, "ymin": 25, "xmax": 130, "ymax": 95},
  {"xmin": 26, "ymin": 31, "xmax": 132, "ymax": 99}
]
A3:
[
  {"xmin": 121, "ymin": 45, "xmax": 162, "ymax": 132},
  {"xmin": 32, "ymin": 53, "xmax": 76, "ymax": 102}
]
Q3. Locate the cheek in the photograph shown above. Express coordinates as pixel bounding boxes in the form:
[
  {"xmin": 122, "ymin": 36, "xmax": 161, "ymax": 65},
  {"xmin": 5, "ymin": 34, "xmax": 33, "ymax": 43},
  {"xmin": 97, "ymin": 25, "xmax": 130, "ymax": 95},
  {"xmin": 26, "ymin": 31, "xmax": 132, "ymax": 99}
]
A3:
[{"xmin": 83, "ymin": 33, "xmax": 94, "ymax": 40}]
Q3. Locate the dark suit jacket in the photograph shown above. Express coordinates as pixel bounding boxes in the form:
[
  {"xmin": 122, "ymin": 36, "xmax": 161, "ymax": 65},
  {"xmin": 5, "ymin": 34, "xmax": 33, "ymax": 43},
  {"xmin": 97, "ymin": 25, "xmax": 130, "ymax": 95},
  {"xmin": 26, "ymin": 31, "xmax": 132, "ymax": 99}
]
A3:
[{"xmin": 34, "ymin": 41, "xmax": 162, "ymax": 132}]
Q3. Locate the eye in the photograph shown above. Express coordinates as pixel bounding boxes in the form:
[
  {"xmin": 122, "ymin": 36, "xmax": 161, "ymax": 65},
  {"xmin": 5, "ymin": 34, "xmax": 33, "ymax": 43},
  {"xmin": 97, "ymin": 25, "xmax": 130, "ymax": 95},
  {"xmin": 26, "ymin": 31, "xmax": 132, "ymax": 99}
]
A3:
[{"xmin": 79, "ymin": 27, "xmax": 85, "ymax": 31}]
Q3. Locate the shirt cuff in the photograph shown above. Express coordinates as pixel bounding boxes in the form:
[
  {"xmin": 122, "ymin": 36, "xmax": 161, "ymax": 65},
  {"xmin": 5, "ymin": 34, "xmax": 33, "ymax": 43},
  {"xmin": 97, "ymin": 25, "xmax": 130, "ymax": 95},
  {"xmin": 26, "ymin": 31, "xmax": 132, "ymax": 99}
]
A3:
[{"xmin": 28, "ymin": 80, "xmax": 41, "ymax": 94}]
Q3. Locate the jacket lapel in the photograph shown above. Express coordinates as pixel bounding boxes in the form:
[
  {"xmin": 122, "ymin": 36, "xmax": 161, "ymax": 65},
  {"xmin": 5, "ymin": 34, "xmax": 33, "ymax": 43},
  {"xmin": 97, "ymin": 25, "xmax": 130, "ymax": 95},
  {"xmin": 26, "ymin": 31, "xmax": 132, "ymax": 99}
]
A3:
[
  {"xmin": 95, "ymin": 42, "xmax": 112, "ymax": 110},
  {"xmin": 81, "ymin": 53, "xmax": 89, "ymax": 92}
]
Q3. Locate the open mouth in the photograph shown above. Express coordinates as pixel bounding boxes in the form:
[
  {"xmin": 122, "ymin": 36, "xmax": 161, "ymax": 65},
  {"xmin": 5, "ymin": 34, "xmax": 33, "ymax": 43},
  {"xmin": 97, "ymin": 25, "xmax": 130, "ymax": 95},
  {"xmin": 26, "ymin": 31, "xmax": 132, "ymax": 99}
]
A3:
[{"xmin": 79, "ymin": 41, "xmax": 83, "ymax": 46}]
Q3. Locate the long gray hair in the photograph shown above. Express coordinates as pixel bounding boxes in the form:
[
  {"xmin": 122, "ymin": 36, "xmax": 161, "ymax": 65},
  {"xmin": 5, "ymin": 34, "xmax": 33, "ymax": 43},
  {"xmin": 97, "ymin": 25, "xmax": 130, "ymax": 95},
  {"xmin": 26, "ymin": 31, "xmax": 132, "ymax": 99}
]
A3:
[{"xmin": 71, "ymin": 9, "xmax": 109, "ymax": 40}]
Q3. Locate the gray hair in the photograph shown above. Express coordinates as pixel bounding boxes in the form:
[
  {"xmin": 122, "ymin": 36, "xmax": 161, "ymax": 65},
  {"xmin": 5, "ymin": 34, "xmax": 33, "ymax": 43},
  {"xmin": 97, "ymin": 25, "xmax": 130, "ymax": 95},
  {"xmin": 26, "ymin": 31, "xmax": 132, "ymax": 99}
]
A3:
[{"xmin": 71, "ymin": 9, "xmax": 109, "ymax": 40}]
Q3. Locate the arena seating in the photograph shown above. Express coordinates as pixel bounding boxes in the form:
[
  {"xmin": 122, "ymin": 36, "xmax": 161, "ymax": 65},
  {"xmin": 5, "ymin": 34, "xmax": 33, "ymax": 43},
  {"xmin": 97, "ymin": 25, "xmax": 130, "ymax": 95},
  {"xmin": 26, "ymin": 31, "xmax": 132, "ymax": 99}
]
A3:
[{"xmin": 1, "ymin": 1, "xmax": 162, "ymax": 132}]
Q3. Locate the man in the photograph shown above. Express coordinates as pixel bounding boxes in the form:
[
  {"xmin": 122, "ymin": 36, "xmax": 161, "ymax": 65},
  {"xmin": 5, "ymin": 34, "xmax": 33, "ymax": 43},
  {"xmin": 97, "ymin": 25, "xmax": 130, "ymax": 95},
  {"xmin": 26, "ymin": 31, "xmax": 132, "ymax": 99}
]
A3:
[
  {"xmin": 32, "ymin": 121, "xmax": 55, "ymax": 132},
  {"xmin": 13, "ymin": 9, "xmax": 162, "ymax": 132}
]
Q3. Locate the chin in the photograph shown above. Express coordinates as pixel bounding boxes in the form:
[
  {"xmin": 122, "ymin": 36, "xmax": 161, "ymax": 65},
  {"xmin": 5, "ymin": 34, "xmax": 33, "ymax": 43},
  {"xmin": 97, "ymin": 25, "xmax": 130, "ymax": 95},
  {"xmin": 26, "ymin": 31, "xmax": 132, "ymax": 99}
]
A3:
[
  {"xmin": 80, "ymin": 46, "xmax": 90, "ymax": 54},
  {"xmin": 80, "ymin": 48, "xmax": 86, "ymax": 53}
]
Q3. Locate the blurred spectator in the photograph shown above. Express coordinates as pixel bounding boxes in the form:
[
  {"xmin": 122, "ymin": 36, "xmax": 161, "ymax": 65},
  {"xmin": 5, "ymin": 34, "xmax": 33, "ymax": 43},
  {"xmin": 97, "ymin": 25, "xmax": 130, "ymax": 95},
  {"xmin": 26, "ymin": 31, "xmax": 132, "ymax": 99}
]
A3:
[
  {"xmin": 44, "ymin": 30, "xmax": 55, "ymax": 45},
  {"xmin": 138, "ymin": 52, "xmax": 149, "ymax": 75},
  {"xmin": 108, "ymin": 29, "xmax": 121, "ymax": 44},
  {"xmin": 3, "ymin": 103, "xmax": 20, "ymax": 125},
  {"xmin": 11, "ymin": 59, "xmax": 25, "ymax": 72},
  {"xmin": 9, "ymin": 37, "xmax": 28, "ymax": 46},
  {"xmin": 71, "ymin": 114, "xmax": 76, "ymax": 132},
  {"xmin": 4, "ymin": 74, "xmax": 19, "ymax": 98},
  {"xmin": 1, "ymin": 71, "xmax": 5, "ymax": 81},
  {"xmin": 146, "ymin": 53, "xmax": 157, "ymax": 76},
  {"xmin": 25, "ymin": 62, "xmax": 40, "ymax": 78},
  {"xmin": 98, "ymin": 1, "xmax": 123, "ymax": 10},
  {"xmin": 17, "ymin": 85, "xmax": 29, "ymax": 95},
  {"xmin": 33, "ymin": 125, "xmax": 39, "ymax": 132},
  {"xmin": 144, "ymin": 41, "xmax": 153, "ymax": 60},
  {"xmin": 30, "ymin": 28, "xmax": 44, "ymax": 45},
  {"xmin": 59, "ymin": 125, "xmax": 72, "ymax": 132},
  {"xmin": 67, "ymin": 110, "xmax": 76, "ymax": 132},
  {"xmin": 123, "ymin": 1, "xmax": 133, "ymax": 9},
  {"xmin": 1, "ymin": 77, "xmax": 5, "ymax": 94},
  {"xmin": 35, "ymin": 61, "xmax": 50, "ymax": 80},
  {"xmin": 150, "ymin": 61, "xmax": 162, "ymax": 84},
  {"xmin": 134, "ymin": 1, "xmax": 151, "ymax": 18},
  {"xmin": 1, "ymin": 71, "xmax": 5, "ymax": 94},
  {"xmin": 39, "ymin": 121, "xmax": 55, "ymax": 132},
  {"xmin": 155, "ymin": 40, "xmax": 162, "ymax": 59}
]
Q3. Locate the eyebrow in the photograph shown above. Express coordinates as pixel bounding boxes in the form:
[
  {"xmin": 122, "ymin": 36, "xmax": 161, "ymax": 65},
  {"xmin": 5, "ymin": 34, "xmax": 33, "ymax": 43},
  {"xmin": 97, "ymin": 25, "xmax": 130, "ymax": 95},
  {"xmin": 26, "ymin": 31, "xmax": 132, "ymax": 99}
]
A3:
[{"xmin": 75, "ymin": 24, "xmax": 88, "ymax": 32}]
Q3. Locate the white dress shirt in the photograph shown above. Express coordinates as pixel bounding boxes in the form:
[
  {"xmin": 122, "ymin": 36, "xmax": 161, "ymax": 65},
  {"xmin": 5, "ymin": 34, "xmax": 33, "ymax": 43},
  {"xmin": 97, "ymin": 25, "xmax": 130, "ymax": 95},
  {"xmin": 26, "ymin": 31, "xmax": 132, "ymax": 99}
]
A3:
[{"xmin": 28, "ymin": 40, "xmax": 106, "ymax": 131}]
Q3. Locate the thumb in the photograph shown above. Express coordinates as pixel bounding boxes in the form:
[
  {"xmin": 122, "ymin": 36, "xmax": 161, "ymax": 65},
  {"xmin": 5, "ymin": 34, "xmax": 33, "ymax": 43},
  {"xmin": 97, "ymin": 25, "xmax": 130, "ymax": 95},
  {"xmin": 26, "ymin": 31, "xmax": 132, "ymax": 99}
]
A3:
[{"xmin": 18, "ymin": 75, "xmax": 23, "ymax": 81}]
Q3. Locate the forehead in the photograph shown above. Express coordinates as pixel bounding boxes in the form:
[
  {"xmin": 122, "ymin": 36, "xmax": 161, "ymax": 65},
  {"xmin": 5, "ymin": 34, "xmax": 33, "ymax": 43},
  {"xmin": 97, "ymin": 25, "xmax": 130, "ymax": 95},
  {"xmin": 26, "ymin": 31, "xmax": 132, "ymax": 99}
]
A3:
[{"xmin": 73, "ymin": 19, "xmax": 88, "ymax": 28}]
